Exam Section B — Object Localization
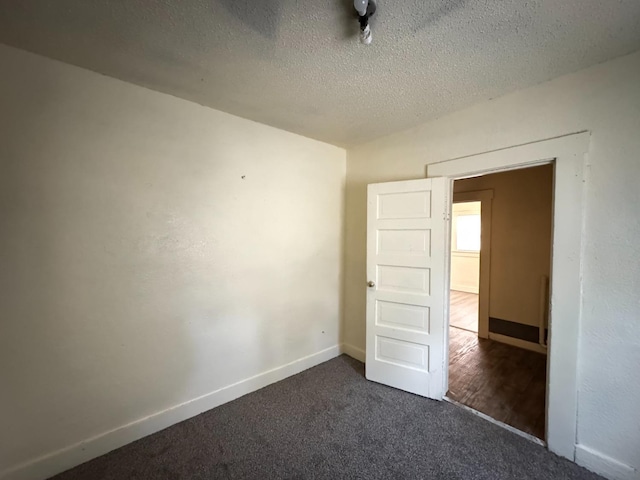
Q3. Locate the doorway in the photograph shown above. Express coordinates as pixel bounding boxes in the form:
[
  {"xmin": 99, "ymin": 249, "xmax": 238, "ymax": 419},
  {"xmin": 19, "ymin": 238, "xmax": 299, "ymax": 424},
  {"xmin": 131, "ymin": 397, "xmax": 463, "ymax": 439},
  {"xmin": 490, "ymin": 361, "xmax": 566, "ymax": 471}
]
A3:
[
  {"xmin": 446, "ymin": 165, "xmax": 553, "ymax": 441},
  {"xmin": 365, "ymin": 132, "xmax": 588, "ymax": 460},
  {"xmin": 429, "ymin": 132, "xmax": 588, "ymax": 460},
  {"xmin": 449, "ymin": 201, "xmax": 481, "ymax": 333}
]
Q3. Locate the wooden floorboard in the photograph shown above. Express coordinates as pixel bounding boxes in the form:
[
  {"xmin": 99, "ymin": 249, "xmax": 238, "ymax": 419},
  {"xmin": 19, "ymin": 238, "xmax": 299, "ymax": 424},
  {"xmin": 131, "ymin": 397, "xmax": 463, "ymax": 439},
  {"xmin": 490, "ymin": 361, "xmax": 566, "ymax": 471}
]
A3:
[
  {"xmin": 447, "ymin": 326, "xmax": 547, "ymax": 439},
  {"xmin": 449, "ymin": 290, "xmax": 478, "ymax": 332}
]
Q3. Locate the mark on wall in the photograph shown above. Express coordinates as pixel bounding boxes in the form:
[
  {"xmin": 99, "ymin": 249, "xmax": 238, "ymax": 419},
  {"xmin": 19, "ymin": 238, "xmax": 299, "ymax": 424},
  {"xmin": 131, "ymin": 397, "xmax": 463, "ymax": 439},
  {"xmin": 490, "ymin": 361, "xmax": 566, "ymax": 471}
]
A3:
[
  {"xmin": 216, "ymin": 0, "xmax": 282, "ymax": 39},
  {"xmin": 410, "ymin": 0, "xmax": 468, "ymax": 33}
]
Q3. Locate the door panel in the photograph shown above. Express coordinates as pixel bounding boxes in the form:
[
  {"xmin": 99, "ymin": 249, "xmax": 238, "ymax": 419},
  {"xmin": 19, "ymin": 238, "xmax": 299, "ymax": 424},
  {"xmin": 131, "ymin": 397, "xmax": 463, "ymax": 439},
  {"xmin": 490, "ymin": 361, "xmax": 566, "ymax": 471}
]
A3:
[
  {"xmin": 376, "ymin": 301, "xmax": 430, "ymax": 331},
  {"xmin": 377, "ymin": 265, "xmax": 430, "ymax": 294},
  {"xmin": 378, "ymin": 229, "xmax": 430, "ymax": 256},
  {"xmin": 375, "ymin": 336, "xmax": 429, "ymax": 370},
  {"xmin": 366, "ymin": 178, "xmax": 448, "ymax": 399},
  {"xmin": 378, "ymin": 191, "xmax": 431, "ymax": 219}
]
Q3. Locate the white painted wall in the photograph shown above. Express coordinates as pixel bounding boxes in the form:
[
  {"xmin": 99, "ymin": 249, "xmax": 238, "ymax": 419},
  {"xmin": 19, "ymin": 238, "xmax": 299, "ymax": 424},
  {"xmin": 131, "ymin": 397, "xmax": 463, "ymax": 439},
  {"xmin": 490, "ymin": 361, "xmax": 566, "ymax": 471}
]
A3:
[
  {"xmin": 344, "ymin": 51, "xmax": 640, "ymax": 478},
  {"xmin": 0, "ymin": 45, "xmax": 345, "ymax": 478}
]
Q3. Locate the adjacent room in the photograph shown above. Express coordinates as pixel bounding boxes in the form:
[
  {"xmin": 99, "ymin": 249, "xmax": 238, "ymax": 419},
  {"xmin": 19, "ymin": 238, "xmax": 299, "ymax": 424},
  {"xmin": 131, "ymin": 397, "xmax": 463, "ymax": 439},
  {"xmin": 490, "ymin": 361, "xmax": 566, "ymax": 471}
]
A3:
[
  {"xmin": 447, "ymin": 165, "xmax": 553, "ymax": 441},
  {"xmin": 1, "ymin": 2, "xmax": 639, "ymax": 480}
]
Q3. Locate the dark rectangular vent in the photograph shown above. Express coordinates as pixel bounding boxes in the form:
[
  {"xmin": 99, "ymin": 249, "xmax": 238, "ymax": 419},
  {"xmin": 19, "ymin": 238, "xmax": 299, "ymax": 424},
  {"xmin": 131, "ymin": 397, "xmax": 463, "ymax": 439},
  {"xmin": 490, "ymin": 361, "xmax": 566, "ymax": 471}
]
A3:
[{"xmin": 489, "ymin": 317, "xmax": 543, "ymax": 344}]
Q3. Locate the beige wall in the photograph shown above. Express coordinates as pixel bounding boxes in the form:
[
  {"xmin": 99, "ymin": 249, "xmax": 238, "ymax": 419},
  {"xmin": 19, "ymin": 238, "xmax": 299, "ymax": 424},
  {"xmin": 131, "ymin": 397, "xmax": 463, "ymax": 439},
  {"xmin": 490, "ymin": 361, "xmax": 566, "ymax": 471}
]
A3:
[
  {"xmin": 344, "ymin": 50, "xmax": 640, "ymax": 472},
  {"xmin": 454, "ymin": 166, "xmax": 553, "ymax": 327},
  {"xmin": 0, "ymin": 44, "xmax": 346, "ymax": 475}
]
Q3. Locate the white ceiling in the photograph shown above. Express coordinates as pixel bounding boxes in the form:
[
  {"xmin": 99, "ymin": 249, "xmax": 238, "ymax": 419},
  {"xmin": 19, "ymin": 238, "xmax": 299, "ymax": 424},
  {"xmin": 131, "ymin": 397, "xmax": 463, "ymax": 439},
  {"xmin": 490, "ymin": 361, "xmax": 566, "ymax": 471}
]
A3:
[{"xmin": 1, "ymin": 1, "xmax": 639, "ymax": 147}]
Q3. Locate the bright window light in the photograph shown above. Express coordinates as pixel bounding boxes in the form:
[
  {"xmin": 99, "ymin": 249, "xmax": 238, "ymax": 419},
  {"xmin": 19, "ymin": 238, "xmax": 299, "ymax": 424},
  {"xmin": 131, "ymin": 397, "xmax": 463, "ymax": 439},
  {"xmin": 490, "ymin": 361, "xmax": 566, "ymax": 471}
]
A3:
[{"xmin": 456, "ymin": 215, "xmax": 481, "ymax": 251}]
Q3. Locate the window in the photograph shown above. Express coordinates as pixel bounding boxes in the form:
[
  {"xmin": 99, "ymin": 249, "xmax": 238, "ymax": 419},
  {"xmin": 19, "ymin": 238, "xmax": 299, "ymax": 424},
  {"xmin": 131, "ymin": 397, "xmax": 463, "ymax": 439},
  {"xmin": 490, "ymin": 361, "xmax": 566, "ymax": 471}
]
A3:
[{"xmin": 456, "ymin": 214, "xmax": 481, "ymax": 251}]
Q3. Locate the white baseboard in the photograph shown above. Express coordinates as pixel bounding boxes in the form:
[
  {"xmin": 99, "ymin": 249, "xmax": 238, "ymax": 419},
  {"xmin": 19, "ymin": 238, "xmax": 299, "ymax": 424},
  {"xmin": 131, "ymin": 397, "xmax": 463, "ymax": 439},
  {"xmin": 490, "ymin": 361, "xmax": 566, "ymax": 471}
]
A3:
[
  {"xmin": 341, "ymin": 343, "xmax": 365, "ymax": 363},
  {"xmin": 488, "ymin": 332, "xmax": 548, "ymax": 354},
  {"xmin": 1, "ymin": 345, "xmax": 341, "ymax": 480},
  {"xmin": 575, "ymin": 445, "xmax": 639, "ymax": 480},
  {"xmin": 450, "ymin": 285, "xmax": 479, "ymax": 294}
]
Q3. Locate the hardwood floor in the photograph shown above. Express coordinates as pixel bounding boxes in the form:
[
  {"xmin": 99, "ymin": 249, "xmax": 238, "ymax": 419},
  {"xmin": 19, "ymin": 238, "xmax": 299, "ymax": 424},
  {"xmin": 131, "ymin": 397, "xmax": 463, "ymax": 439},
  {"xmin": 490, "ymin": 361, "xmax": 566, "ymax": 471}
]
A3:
[
  {"xmin": 450, "ymin": 290, "xmax": 478, "ymax": 332},
  {"xmin": 447, "ymin": 326, "xmax": 547, "ymax": 439}
]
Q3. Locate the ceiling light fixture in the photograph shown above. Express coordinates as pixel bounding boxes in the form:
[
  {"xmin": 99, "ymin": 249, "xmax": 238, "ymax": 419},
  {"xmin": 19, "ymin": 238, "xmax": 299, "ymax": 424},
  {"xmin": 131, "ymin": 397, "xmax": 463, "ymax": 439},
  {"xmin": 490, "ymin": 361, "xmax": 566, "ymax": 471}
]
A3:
[{"xmin": 354, "ymin": 0, "xmax": 376, "ymax": 45}]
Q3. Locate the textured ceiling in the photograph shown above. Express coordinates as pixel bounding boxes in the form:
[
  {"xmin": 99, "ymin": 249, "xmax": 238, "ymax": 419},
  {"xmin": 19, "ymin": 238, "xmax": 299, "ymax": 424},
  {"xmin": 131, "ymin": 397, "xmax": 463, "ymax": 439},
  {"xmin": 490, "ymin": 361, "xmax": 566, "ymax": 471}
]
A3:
[{"xmin": 1, "ymin": 1, "xmax": 640, "ymax": 147}]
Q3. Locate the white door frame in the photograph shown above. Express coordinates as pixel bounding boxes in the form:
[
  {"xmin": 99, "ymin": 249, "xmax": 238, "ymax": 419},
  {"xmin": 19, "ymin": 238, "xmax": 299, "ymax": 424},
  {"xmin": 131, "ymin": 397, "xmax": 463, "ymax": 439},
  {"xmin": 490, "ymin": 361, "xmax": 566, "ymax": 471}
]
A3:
[{"xmin": 428, "ymin": 132, "xmax": 590, "ymax": 462}]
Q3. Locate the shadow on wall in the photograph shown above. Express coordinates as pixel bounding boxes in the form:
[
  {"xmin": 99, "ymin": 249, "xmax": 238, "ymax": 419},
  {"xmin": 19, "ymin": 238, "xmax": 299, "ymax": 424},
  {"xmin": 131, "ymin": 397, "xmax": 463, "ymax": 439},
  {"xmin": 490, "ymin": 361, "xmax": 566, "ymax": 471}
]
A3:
[
  {"xmin": 216, "ymin": 0, "xmax": 283, "ymax": 39},
  {"xmin": 0, "ymin": 60, "xmax": 194, "ymax": 470},
  {"xmin": 410, "ymin": 0, "xmax": 468, "ymax": 32}
]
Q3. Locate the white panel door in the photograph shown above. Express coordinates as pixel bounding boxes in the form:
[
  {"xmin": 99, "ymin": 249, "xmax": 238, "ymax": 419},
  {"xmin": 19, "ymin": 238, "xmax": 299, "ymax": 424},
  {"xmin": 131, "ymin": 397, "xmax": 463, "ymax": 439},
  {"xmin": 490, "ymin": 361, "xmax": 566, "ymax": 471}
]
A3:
[{"xmin": 366, "ymin": 178, "xmax": 448, "ymax": 399}]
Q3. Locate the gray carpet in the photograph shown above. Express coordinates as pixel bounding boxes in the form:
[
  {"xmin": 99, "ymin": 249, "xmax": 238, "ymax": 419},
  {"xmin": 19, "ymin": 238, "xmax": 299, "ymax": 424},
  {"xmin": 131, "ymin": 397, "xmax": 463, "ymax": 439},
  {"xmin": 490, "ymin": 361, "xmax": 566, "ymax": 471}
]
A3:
[{"xmin": 51, "ymin": 355, "xmax": 602, "ymax": 480}]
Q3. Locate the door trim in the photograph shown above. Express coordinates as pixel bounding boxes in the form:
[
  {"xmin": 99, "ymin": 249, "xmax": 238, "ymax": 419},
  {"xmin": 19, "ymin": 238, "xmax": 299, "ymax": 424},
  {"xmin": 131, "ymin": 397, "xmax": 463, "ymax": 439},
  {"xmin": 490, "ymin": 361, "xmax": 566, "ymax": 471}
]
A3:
[
  {"xmin": 444, "ymin": 395, "xmax": 546, "ymax": 446},
  {"xmin": 428, "ymin": 131, "xmax": 590, "ymax": 462},
  {"xmin": 452, "ymin": 189, "xmax": 493, "ymax": 339}
]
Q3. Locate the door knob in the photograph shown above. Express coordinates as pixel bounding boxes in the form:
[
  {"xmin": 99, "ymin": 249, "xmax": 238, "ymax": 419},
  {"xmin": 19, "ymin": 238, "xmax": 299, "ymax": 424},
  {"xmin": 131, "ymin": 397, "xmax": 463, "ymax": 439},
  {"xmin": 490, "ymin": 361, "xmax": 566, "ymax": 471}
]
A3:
[{"xmin": 368, "ymin": 281, "xmax": 375, "ymax": 288}]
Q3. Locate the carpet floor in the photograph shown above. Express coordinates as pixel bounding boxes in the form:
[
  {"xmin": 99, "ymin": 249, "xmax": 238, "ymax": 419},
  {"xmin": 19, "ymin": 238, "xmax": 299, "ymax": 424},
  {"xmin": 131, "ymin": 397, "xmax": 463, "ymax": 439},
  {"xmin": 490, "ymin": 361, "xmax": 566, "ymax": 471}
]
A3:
[{"xmin": 51, "ymin": 355, "xmax": 601, "ymax": 480}]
